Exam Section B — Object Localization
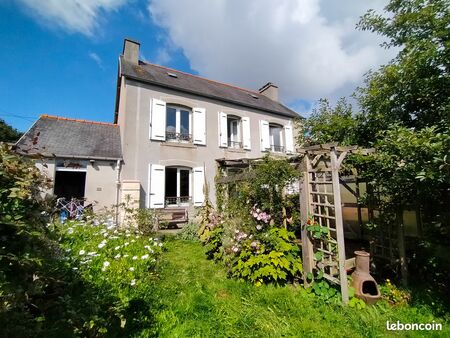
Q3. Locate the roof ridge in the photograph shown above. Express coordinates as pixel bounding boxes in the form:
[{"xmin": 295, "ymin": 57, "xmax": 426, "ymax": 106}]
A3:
[
  {"xmin": 40, "ymin": 114, "xmax": 118, "ymax": 127},
  {"xmin": 139, "ymin": 60, "xmax": 262, "ymax": 96}
]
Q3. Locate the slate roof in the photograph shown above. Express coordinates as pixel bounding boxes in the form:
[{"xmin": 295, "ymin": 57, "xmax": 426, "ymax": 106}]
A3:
[
  {"xmin": 120, "ymin": 57, "xmax": 299, "ymax": 118},
  {"xmin": 16, "ymin": 115, "xmax": 122, "ymax": 160}
]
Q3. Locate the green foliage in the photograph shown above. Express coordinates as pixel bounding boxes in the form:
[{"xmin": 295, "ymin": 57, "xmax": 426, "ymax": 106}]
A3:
[
  {"xmin": 0, "ymin": 143, "xmax": 50, "ymax": 226},
  {"xmin": 176, "ymin": 222, "xmax": 201, "ymax": 241},
  {"xmin": 247, "ymin": 155, "xmax": 300, "ymax": 218},
  {"xmin": 297, "ymin": 98, "xmax": 358, "ymax": 146},
  {"xmin": 231, "ymin": 228, "xmax": 302, "ymax": 285},
  {"xmin": 56, "ymin": 219, "xmax": 163, "ymax": 336},
  {"xmin": 0, "ymin": 119, "xmax": 22, "ymax": 142},
  {"xmin": 356, "ymin": 0, "xmax": 450, "ymax": 142},
  {"xmin": 380, "ymin": 278, "xmax": 411, "ymax": 306}
]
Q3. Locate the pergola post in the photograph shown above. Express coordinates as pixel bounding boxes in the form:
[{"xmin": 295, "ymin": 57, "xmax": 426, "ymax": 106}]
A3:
[
  {"xmin": 330, "ymin": 148, "xmax": 349, "ymax": 304},
  {"xmin": 300, "ymin": 155, "xmax": 314, "ymax": 284}
]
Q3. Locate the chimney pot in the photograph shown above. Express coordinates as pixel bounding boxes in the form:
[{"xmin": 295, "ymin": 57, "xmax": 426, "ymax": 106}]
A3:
[
  {"xmin": 258, "ymin": 82, "xmax": 279, "ymax": 101},
  {"xmin": 123, "ymin": 38, "xmax": 140, "ymax": 65}
]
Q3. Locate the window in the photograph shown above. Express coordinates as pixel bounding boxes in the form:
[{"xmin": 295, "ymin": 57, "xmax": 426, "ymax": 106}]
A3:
[
  {"xmin": 166, "ymin": 105, "xmax": 192, "ymax": 142},
  {"xmin": 165, "ymin": 167, "xmax": 191, "ymax": 206},
  {"xmin": 227, "ymin": 116, "xmax": 242, "ymax": 148},
  {"xmin": 269, "ymin": 124, "xmax": 284, "ymax": 152}
]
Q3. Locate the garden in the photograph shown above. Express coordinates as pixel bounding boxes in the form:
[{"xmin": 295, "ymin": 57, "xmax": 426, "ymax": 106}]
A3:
[{"xmin": 2, "ymin": 0, "xmax": 450, "ymax": 336}]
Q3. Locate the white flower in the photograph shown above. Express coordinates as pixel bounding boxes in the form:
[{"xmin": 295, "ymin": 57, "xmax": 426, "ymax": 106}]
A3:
[
  {"xmin": 67, "ymin": 228, "xmax": 74, "ymax": 234},
  {"xmin": 103, "ymin": 261, "xmax": 110, "ymax": 267},
  {"xmin": 153, "ymin": 242, "xmax": 158, "ymax": 246},
  {"xmin": 88, "ymin": 251, "xmax": 97, "ymax": 256},
  {"xmin": 98, "ymin": 242, "xmax": 106, "ymax": 249},
  {"xmin": 126, "ymin": 234, "xmax": 131, "ymax": 237},
  {"xmin": 103, "ymin": 232, "xmax": 109, "ymax": 237},
  {"xmin": 114, "ymin": 246, "xmax": 121, "ymax": 250},
  {"xmin": 144, "ymin": 245, "xmax": 150, "ymax": 250},
  {"xmin": 132, "ymin": 256, "xmax": 138, "ymax": 260},
  {"xmin": 141, "ymin": 254, "xmax": 149, "ymax": 260},
  {"xmin": 149, "ymin": 238, "xmax": 153, "ymax": 241},
  {"xmin": 114, "ymin": 254, "xmax": 121, "ymax": 259},
  {"xmin": 124, "ymin": 242, "xmax": 129, "ymax": 246},
  {"xmin": 136, "ymin": 235, "xmax": 140, "ymax": 238},
  {"xmin": 158, "ymin": 243, "xmax": 163, "ymax": 247},
  {"xmin": 129, "ymin": 267, "xmax": 135, "ymax": 271},
  {"xmin": 79, "ymin": 250, "xmax": 85, "ymax": 255},
  {"xmin": 72, "ymin": 267, "xmax": 78, "ymax": 270},
  {"xmin": 130, "ymin": 279, "xmax": 136, "ymax": 286},
  {"xmin": 131, "ymin": 239, "xmax": 135, "ymax": 243}
]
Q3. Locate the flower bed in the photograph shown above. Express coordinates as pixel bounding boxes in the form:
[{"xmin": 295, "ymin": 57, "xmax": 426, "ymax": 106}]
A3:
[{"xmin": 56, "ymin": 217, "xmax": 164, "ymax": 335}]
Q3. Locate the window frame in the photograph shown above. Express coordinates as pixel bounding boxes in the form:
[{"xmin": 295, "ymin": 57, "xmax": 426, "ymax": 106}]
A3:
[
  {"xmin": 226, "ymin": 115, "xmax": 242, "ymax": 149},
  {"xmin": 269, "ymin": 123, "xmax": 285, "ymax": 153},
  {"xmin": 164, "ymin": 166, "xmax": 192, "ymax": 207},
  {"xmin": 165, "ymin": 105, "xmax": 193, "ymax": 143}
]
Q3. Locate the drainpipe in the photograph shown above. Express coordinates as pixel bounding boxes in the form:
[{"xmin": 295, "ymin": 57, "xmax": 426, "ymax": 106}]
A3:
[{"xmin": 115, "ymin": 159, "xmax": 122, "ymax": 225}]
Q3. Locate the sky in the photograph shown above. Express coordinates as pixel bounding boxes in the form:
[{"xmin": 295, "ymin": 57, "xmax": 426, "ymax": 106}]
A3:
[{"xmin": 0, "ymin": 0, "xmax": 394, "ymax": 132}]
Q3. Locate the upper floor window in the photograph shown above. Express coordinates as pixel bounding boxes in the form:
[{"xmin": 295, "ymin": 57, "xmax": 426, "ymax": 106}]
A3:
[
  {"xmin": 260, "ymin": 120, "xmax": 294, "ymax": 154},
  {"xmin": 150, "ymin": 99, "xmax": 206, "ymax": 145},
  {"xmin": 166, "ymin": 105, "xmax": 192, "ymax": 142},
  {"xmin": 219, "ymin": 112, "xmax": 251, "ymax": 150},
  {"xmin": 227, "ymin": 115, "xmax": 242, "ymax": 148},
  {"xmin": 269, "ymin": 124, "xmax": 284, "ymax": 152}
]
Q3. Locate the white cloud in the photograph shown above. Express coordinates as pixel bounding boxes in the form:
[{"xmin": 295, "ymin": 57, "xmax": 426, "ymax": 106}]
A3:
[
  {"xmin": 148, "ymin": 0, "xmax": 395, "ymax": 104},
  {"xmin": 88, "ymin": 52, "xmax": 104, "ymax": 69},
  {"xmin": 16, "ymin": 0, "xmax": 129, "ymax": 36}
]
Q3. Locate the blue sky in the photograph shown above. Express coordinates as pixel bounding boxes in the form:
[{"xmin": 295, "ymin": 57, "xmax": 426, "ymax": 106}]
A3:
[{"xmin": 1, "ymin": 0, "xmax": 392, "ymax": 132}]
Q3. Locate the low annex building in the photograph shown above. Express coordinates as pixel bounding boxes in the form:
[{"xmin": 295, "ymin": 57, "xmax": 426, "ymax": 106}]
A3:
[
  {"xmin": 16, "ymin": 115, "xmax": 122, "ymax": 211},
  {"xmin": 17, "ymin": 38, "xmax": 300, "ymax": 218}
]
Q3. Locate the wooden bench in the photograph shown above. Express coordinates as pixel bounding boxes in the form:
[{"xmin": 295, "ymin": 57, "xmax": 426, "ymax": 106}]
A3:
[{"xmin": 156, "ymin": 208, "xmax": 188, "ymax": 228}]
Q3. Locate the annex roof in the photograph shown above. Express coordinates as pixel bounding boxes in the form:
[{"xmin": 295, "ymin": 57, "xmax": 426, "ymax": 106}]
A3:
[
  {"xmin": 119, "ymin": 57, "xmax": 299, "ymax": 118},
  {"xmin": 15, "ymin": 115, "xmax": 122, "ymax": 160}
]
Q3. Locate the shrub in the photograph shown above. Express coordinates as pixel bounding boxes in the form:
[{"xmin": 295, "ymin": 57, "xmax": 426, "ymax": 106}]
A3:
[{"xmin": 176, "ymin": 222, "xmax": 200, "ymax": 241}]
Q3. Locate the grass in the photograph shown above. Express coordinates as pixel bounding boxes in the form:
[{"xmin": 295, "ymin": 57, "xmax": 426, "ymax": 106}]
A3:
[{"xmin": 149, "ymin": 239, "xmax": 449, "ymax": 338}]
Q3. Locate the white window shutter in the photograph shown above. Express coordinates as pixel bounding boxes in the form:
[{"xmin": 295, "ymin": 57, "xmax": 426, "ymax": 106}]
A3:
[
  {"xmin": 219, "ymin": 112, "xmax": 228, "ymax": 147},
  {"xmin": 260, "ymin": 120, "xmax": 270, "ymax": 151},
  {"xmin": 284, "ymin": 125, "xmax": 294, "ymax": 153},
  {"xmin": 242, "ymin": 117, "xmax": 251, "ymax": 150},
  {"xmin": 193, "ymin": 166, "xmax": 205, "ymax": 206},
  {"xmin": 149, "ymin": 164, "xmax": 165, "ymax": 208},
  {"xmin": 150, "ymin": 98, "xmax": 166, "ymax": 141},
  {"xmin": 193, "ymin": 107, "xmax": 206, "ymax": 145}
]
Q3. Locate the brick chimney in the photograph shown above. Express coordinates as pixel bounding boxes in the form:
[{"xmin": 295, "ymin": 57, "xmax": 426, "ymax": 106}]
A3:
[
  {"xmin": 259, "ymin": 82, "xmax": 279, "ymax": 101},
  {"xmin": 122, "ymin": 38, "xmax": 140, "ymax": 65}
]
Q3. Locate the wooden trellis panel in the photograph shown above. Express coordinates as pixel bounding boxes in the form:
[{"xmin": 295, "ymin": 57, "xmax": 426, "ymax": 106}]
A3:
[{"xmin": 300, "ymin": 148, "xmax": 349, "ymax": 304}]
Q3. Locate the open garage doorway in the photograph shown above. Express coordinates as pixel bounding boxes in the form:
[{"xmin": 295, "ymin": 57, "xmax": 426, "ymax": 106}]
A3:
[{"xmin": 54, "ymin": 171, "xmax": 86, "ymax": 200}]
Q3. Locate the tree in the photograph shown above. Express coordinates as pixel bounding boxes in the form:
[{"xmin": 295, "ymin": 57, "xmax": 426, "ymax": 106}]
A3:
[
  {"xmin": 356, "ymin": 0, "xmax": 450, "ymax": 144},
  {"xmin": 0, "ymin": 119, "xmax": 22, "ymax": 142},
  {"xmin": 298, "ymin": 98, "xmax": 358, "ymax": 146}
]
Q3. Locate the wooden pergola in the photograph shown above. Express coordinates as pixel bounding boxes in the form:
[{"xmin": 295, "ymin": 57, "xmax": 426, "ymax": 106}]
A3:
[{"xmin": 297, "ymin": 144, "xmax": 373, "ymax": 303}]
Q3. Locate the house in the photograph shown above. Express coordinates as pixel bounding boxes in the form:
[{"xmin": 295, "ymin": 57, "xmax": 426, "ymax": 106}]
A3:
[{"xmin": 17, "ymin": 38, "xmax": 300, "ymax": 218}]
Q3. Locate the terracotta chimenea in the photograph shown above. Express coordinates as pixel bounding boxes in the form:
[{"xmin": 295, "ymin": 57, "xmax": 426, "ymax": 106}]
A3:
[{"xmin": 351, "ymin": 251, "xmax": 381, "ymax": 305}]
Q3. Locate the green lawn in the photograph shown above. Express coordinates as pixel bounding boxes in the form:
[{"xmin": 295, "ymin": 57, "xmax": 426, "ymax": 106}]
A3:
[{"xmin": 149, "ymin": 239, "xmax": 449, "ymax": 337}]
